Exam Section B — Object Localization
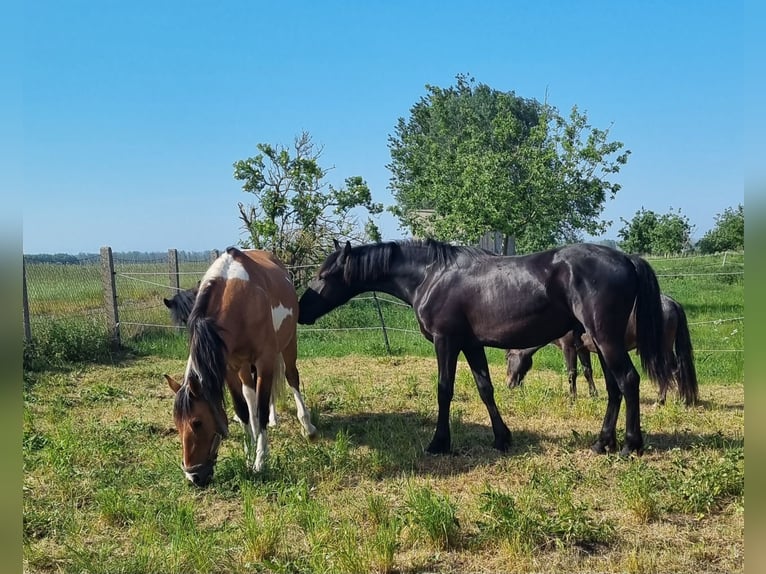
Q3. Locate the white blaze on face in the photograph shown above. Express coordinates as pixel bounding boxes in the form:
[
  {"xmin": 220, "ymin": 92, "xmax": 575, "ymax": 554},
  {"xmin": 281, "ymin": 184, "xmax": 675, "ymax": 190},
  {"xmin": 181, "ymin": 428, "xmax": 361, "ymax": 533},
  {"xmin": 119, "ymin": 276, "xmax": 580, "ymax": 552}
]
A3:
[{"xmin": 271, "ymin": 304, "xmax": 293, "ymax": 332}]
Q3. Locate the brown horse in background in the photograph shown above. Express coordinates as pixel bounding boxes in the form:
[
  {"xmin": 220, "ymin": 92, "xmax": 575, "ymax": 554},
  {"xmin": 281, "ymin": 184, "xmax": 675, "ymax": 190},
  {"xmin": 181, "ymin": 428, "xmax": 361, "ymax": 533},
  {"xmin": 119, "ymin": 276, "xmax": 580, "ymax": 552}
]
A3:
[
  {"xmin": 165, "ymin": 247, "xmax": 317, "ymax": 487},
  {"xmin": 505, "ymin": 294, "xmax": 698, "ymax": 405}
]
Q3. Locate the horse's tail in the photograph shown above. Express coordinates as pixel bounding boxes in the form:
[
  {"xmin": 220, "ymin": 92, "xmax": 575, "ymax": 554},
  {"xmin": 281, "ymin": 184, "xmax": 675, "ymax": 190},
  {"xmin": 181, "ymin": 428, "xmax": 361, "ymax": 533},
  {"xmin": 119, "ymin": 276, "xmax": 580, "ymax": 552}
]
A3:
[
  {"xmin": 187, "ymin": 279, "xmax": 227, "ymax": 407},
  {"xmin": 671, "ymin": 299, "xmax": 699, "ymax": 406},
  {"xmin": 629, "ymin": 255, "xmax": 674, "ymax": 388}
]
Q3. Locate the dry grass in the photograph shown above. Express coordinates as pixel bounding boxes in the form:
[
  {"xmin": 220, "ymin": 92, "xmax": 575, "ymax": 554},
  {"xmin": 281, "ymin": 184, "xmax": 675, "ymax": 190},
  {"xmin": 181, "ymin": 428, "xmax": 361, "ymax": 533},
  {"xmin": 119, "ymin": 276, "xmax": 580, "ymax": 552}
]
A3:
[{"xmin": 24, "ymin": 354, "xmax": 744, "ymax": 573}]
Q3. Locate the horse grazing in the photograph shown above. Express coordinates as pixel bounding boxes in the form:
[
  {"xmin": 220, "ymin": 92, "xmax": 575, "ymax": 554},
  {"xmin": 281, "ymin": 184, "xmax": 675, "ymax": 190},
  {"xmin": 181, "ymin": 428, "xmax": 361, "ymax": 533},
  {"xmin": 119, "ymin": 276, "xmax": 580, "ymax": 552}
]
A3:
[
  {"xmin": 505, "ymin": 294, "xmax": 699, "ymax": 405},
  {"xmin": 299, "ymin": 239, "xmax": 672, "ymax": 457},
  {"xmin": 163, "ymin": 285, "xmax": 198, "ymax": 326},
  {"xmin": 165, "ymin": 247, "xmax": 317, "ymax": 486}
]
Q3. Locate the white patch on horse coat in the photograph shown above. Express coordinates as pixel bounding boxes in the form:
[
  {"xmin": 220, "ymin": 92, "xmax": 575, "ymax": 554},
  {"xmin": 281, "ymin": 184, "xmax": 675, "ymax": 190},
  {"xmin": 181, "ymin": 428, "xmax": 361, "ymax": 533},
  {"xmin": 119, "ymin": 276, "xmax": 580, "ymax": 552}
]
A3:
[
  {"xmin": 271, "ymin": 304, "xmax": 293, "ymax": 332},
  {"xmin": 202, "ymin": 252, "xmax": 250, "ymax": 285}
]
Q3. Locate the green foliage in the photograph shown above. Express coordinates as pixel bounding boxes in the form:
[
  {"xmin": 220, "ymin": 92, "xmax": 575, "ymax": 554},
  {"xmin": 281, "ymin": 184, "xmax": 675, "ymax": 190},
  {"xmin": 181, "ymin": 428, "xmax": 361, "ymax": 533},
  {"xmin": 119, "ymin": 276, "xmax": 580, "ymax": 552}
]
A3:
[
  {"xmin": 618, "ymin": 207, "xmax": 693, "ymax": 254},
  {"xmin": 388, "ymin": 73, "xmax": 629, "ymax": 252},
  {"xmin": 697, "ymin": 204, "xmax": 744, "ymax": 253},
  {"xmin": 233, "ymin": 131, "xmax": 383, "ymax": 267}
]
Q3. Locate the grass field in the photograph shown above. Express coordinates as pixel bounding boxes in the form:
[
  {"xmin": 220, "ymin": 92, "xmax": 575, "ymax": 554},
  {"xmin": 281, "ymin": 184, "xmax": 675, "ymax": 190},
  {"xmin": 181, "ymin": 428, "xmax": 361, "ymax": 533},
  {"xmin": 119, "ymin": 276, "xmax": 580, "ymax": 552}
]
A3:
[
  {"xmin": 23, "ymin": 250, "xmax": 744, "ymax": 573},
  {"xmin": 23, "ymin": 355, "xmax": 743, "ymax": 573}
]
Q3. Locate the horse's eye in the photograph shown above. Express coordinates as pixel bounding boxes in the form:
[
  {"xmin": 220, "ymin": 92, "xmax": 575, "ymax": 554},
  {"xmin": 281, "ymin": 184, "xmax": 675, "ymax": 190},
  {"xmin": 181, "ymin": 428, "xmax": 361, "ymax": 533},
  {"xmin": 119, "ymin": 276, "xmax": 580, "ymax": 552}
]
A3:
[{"xmin": 191, "ymin": 419, "xmax": 203, "ymax": 432}]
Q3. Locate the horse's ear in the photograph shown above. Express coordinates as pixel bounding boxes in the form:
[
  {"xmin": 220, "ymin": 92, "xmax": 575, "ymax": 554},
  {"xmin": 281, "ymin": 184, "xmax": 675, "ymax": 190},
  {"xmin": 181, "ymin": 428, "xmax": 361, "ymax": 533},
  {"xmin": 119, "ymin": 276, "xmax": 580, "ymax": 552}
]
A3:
[
  {"xmin": 339, "ymin": 241, "xmax": 351, "ymax": 264},
  {"xmin": 164, "ymin": 374, "xmax": 181, "ymax": 394},
  {"xmin": 333, "ymin": 238, "xmax": 341, "ymax": 251},
  {"xmin": 163, "ymin": 298, "xmax": 172, "ymax": 308}
]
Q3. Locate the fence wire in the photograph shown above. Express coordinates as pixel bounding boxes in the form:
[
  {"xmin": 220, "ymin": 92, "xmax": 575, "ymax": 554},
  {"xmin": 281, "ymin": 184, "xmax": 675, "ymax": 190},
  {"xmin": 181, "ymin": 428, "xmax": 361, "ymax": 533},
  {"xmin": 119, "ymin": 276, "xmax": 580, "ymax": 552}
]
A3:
[{"xmin": 23, "ymin": 249, "xmax": 745, "ymax": 356}]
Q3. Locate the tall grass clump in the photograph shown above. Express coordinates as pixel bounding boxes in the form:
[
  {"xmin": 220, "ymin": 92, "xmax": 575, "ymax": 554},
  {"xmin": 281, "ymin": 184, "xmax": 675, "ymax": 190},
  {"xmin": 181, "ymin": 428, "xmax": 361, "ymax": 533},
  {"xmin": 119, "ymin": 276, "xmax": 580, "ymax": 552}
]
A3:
[
  {"xmin": 670, "ymin": 447, "xmax": 744, "ymax": 516},
  {"xmin": 618, "ymin": 459, "xmax": 663, "ymax": 523},
  {"xmin": 479, "ymin": 481, "xmax": 614, "ymax": 554},
  {"xmin": 24, "ymin": 317, "xmax": 113, "ymax": 370},
  {"xmin": 404, "ymin": 485, "xmax": 460, "ymax": 550}
]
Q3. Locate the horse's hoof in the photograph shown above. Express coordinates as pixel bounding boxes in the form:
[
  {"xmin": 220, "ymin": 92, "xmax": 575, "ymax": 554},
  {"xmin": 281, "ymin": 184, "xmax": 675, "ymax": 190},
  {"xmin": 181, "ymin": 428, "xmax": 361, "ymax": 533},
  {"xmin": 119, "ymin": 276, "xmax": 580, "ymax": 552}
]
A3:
[
  {"xmin": 620, "ymin": 445, "xmax": 643, "ymax": 458},
  {"xmin": 591, "ymin": 439, "xmax": 618, "ymax": 454},
  {"xmin": 305, "ymin": 426, "xmax": 319, "ymax": 442},
  {"xmin": 493, "ymin": 431, "xmax": 512, "ymax": 452},
  {"xmin": 425, "ymin": 439, "xmax": 451, "ymax": 455}
]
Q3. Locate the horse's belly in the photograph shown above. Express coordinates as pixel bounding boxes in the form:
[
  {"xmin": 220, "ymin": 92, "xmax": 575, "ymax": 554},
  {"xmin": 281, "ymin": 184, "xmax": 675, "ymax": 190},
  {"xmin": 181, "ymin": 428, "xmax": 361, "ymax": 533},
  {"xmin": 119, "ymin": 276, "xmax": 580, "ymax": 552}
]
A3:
[{"xmin": 469, "ymin": 307, "xmax": 571, "ymax": 349}]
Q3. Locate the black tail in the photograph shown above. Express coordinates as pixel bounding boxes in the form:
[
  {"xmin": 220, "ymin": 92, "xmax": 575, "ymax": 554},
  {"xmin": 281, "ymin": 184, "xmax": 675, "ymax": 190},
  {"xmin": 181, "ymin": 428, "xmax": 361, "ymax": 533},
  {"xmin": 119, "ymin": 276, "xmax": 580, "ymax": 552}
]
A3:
[
  {"xmin": 187, "ymin": 279, "xmax": 227, "ymax": 407},
  {"xmin": 630, "ymin": 256, "xmax": 674, "ymax": 389},
  {"xmin": 671, "ymin": 299, "xmax": 699, "ymax": 406}
]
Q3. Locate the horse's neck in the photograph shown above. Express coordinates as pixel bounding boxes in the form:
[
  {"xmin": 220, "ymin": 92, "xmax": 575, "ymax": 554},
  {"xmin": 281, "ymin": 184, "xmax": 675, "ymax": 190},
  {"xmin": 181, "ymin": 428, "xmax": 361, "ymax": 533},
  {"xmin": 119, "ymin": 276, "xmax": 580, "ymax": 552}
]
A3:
[{"xmin": 359, "ymin": 261, "xmax": 426, "ymax": 306}]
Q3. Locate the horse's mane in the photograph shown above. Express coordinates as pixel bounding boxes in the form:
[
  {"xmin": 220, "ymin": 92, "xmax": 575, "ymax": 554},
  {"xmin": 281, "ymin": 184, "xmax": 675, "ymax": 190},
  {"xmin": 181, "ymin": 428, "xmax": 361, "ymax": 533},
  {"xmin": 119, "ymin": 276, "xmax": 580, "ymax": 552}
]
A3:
[
  {"xmin": 343, "ymin": 239, "xmax": 493, "ymax": 283},
  {"xmin": 174, "ymin": 279, "xmax": 227, "ymax": 422}
]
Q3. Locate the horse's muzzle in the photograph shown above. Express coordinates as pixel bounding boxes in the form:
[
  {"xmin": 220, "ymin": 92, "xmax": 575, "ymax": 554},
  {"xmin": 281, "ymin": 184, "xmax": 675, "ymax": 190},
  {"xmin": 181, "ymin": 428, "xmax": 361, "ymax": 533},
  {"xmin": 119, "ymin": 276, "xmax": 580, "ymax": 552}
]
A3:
[{"xmin": 183, "ymin": 462, "xmax": 214, "ymax": 487}]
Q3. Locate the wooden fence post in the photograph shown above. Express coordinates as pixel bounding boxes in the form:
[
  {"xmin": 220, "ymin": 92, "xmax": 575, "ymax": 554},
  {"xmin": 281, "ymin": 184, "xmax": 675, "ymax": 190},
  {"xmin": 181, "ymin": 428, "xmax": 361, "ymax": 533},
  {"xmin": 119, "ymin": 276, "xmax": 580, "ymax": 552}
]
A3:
[
  {"xmin": 23, "ymin": 258, "xmax": 31, "ymax": 343},
  {"xmin": 100, "ymin": 246, "xmax": 121, "ymax": 349},
  {"xmin": 168, "ymin": 249, "xmax": 179, "ymax": 292},
  {"xmin": 372, "ymin": 292, "xmax": 391, "ymax": 355},
  {"xmin": 210, "ymin": 249, "xmax": 220, "ymax": 264}
]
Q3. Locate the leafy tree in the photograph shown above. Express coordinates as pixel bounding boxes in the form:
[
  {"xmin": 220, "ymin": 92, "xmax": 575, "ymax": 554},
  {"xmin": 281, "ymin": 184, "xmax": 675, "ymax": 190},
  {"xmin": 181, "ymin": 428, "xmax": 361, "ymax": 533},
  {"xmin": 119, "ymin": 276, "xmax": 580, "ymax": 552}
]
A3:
[
  {"xmin": 234, "ymin": 132, "xmax": 383, "ymax": 269},
  {"xmin": 387, "ymin": 74, "xmax": 630, "ymax": 254},
  {"xmin": 617, "ymin": 207, "xmax": 693, "ymax": 255},
  {"xmin": 696, "ymin": 204, "xmax": 744, "ymax": 253}
]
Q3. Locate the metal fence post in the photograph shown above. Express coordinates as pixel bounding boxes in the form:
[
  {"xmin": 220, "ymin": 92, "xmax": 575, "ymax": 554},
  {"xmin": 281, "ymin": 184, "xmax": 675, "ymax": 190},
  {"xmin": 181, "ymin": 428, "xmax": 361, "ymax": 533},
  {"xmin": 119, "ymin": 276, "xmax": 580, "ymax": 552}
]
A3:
[
  {"xmin": 23, "ymin": 258, "xmax": 31, "ymax": 343},
  {"xmin": 168, "ymin": 249, "xmax": 179, "ymax": 292},
  {"xmin": 100, "ymin": 246, "xmax": 121, "ymax": 349}
]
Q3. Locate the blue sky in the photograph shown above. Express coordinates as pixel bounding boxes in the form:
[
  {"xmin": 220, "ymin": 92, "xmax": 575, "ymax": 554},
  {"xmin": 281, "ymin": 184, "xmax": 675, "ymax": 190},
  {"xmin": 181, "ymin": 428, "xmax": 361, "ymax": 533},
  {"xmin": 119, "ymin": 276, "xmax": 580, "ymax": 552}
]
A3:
[{"xmin": 18, "ymin": 1, "xmax": 745, "ymax": 254}]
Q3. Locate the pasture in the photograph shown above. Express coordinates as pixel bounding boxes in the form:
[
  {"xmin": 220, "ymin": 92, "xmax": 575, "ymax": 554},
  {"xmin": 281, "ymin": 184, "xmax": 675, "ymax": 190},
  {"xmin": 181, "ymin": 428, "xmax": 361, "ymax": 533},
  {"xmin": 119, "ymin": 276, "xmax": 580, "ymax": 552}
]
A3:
[{"xmin": 23, "ymin": 251, "xmax": 744, "ymax": 573}]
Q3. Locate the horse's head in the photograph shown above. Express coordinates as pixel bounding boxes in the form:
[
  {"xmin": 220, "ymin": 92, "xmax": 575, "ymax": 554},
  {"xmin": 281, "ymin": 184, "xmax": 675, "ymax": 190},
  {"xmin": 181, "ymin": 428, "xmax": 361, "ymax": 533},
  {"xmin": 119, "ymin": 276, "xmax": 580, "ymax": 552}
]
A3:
[
  {"xmin": 164, "ymin": 374, "xmax": 228, "ymax": 487},
  {"xmin": 298, "ymin": 240, "xmax": 355, "ymax": 324}
]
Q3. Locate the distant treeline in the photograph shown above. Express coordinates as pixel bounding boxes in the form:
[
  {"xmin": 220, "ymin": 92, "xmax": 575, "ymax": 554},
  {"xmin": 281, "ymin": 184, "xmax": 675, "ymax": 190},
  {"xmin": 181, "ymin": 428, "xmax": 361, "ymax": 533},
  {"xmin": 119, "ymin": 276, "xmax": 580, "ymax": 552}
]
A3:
[{"xmin": 24, "ymin": 250, "xmax": 216, "ymax": 264}]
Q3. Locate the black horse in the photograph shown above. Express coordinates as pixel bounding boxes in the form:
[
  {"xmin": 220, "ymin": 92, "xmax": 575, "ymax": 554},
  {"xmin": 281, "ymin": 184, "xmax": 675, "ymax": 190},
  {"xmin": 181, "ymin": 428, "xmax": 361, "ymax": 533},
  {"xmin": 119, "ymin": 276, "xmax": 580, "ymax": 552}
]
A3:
[
  {"xmin": 298, "ymin": 239, "xmax": 672, "ymax": 457},
  {"xmin": 505, "ymin": 293, "xmax": 698, "ymax": 405},
  {"xmin": 163, "ymin": 285, "xmax": 198, "ymax": 327}
]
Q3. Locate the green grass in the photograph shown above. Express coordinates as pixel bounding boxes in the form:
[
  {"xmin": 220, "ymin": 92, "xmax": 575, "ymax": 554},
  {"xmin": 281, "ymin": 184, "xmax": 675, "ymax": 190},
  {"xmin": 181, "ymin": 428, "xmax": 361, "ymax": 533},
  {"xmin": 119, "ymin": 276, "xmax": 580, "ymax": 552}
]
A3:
[{"xmin": 23, "ymin": 353, "xmax": 744, "ymax": 573}]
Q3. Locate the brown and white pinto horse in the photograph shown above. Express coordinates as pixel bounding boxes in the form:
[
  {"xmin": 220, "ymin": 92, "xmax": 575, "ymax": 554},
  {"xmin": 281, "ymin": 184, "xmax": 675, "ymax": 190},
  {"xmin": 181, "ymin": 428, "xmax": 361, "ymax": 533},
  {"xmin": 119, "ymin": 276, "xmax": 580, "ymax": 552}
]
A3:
[{"xmin": 165, "ymin": 247, "xmax": 316, "ymax": 486}]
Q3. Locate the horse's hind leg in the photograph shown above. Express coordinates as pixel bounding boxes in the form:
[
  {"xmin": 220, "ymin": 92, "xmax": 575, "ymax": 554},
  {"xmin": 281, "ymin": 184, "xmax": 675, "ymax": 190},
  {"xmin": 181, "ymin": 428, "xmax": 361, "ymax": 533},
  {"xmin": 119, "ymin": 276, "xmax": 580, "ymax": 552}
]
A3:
[
  {"xmin": 578, "ymin": 349, "xmax": 598, "ymax": 397},
  {"xmin": 595, "ymin": 344, "xmax": 643, "ymax": 456},
  {"xmin": 562, "ymin": 341, "xmax": 579, "ymax": 399},
  {"xmin": 464, "ymin": 343, "xmax": 512, "ymax": 451},
  {"xmin": 283, "ymin": 336, "xmax": 317, "ymax": 439}
]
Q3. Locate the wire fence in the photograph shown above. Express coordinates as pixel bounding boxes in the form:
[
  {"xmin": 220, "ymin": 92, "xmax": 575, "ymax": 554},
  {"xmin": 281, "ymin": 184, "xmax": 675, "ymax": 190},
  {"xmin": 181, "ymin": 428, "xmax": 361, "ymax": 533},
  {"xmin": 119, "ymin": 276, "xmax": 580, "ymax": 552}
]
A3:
[{"xmin": 23, "ymin": 247, "xmax": 744, "ymax": 357}]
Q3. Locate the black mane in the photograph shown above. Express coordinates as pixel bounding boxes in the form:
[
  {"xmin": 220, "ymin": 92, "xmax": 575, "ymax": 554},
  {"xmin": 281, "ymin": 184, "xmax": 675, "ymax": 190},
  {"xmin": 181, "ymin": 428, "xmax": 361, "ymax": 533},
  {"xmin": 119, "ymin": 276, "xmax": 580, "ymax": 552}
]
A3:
[{"xmin": 343, "ymin": 239, "xmax": 493, "ymax": 283}]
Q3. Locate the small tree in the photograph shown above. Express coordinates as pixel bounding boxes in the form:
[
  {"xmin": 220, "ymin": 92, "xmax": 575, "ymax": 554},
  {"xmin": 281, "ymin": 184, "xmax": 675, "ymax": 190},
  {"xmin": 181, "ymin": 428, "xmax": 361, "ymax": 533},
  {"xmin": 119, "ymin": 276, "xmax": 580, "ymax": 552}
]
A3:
[
  {"xmin": 617, "ymin": 207, "xmax": 693, "ymax": 255},
  {"xmin": 696, "ymin": 204, "xmax": 744, "ymax": 253},
  {"xmin": 234, "ymin": 132, "xmax": 383, "ymax": 270}
]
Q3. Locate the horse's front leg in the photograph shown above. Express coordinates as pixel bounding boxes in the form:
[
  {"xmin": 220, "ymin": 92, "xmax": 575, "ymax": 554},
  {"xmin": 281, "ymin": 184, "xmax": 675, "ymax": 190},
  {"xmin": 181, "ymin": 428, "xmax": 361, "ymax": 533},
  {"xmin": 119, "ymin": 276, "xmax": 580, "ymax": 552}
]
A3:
[
  {"xmin": 463, "ymin": 343, "xmax": 512, "ymax": 451},
  {"xmin": 426, "ymin": 336, "xmax": 460, "ymax": 454},
  {"xmin": 239, "ymin": 362, "xmax": 272, "ymax": 472}
]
